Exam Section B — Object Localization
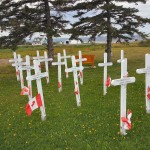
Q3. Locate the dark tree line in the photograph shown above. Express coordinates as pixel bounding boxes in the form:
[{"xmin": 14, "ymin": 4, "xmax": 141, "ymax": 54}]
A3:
[
  {"xmin": 0, "ymin": 0, "xmax": 150, "ymax": 62},
  {"xmin": 64, "ymin": 0, "xmax": 150, "ymax": 61},
  {"xmin": 0, "ymin": 0, "xmax": 69, "ymax": 60}
]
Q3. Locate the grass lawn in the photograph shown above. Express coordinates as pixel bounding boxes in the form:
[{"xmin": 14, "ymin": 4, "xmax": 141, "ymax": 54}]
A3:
[{"xmin": 0, "ymin": 44, "xmax": 150, "ymax": 149}]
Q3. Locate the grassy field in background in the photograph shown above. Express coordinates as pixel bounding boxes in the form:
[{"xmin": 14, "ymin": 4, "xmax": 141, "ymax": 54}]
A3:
[{"xmin": 0, "ymin": 44, "xmax": 150, "ymax": 149}]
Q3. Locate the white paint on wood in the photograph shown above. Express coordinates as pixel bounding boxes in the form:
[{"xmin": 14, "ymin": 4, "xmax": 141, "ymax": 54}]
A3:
[
  {"xmin": 9, "ymin": 52, "xmax": 20, "ymax": 81},
  {"xmin": 52, "ymin": 53, "xmax": 65, "ymax": 92},
  {"xmin": 38, "ymin": 51, "xmax": 53, "ymax": 83},
  {"xmin": 76, "ymin": 51, "xmax": 87, "ymax": 85},
  {"xmin": 136, "ymin": 54, "xmax": 150, "ymax": 113},
  {"xmin": 26, "ymin": 60, "xmax": 47, "ymax": 121},
  {"xmin": 117, "ymin": 50, "xmax": 124, "ymax": 63},
  {"xmin": 61, "ymin": 49, "xmax": 71, "ymax": 78},
  {"xmin": 98, "ymin": 53, "xmax": 113, "ymax": 95},
  {"xmin": 65, "ymin": 56, "xmax": 84, "ymax": 106},
  {"xmin": 111, "ymin": 59, "xmax": 135, "ymax": 135}
]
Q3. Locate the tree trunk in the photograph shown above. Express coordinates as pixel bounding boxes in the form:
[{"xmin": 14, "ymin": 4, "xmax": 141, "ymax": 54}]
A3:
[
  {"xmin": 105, "ymin": 1, "xmax": 112, "ymax": 62},
  {"xmin": 44, "ymin": 0, "xmax": 54, "ymax": 66}
]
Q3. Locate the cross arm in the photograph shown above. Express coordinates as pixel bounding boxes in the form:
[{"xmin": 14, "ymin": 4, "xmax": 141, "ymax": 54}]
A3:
[
  {"xmin": 32, "ymin": 56, "xmax": 45, "ymax": 60},
  {"xmin": 117, "ymin": 59, "xmax": 125, "ymax": 63},
  {"xmin": 52, "ymin": 61, "xmax": 65, "ymax": 66},
  {"xmin": 76, "ymin": 58, "xmax": 87, "ymax": 62},
  {"xmin": 98, "ymin": 62, "xmax": 113, "ymax": 67},
  {"xmin": 60, "ymin": 56, "xmax": 71, "ymax": 59},
  {"xmin": 9, "ymin": 58, "xmax": 21, "ymax": 63},
  {"xmin": 12, "ymin": 62, "xmax": 26, "ymax": 67},
  {"xmin": 136, "ymin": 68, "xmax": 146, "ymax": 74},
  {"xmin": 18, "ymin": 66, "xmax": 34, "ymax": 71},
  {"xmin": 65, "ymin": 66, "xmax": 84, "ymax": 73},
  {"xmin": 111, "ymin": 77, "xmax": 135, "ymax": 86},
  {"xmin": 39, "ymin": 58, "xmax": 53, "ymax": 63},
  {"xmin": 26, "ymin": 72, "xmax": 48, "ymax": 81}
]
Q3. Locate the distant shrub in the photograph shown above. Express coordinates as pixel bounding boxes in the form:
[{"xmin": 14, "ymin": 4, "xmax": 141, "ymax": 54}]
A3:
[{"xmin": 138, "ymin": 39, "xmax": 150, "ymax": 47}]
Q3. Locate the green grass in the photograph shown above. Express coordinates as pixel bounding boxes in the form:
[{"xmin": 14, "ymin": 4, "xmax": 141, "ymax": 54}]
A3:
[{"xmin": 1, "ymin": 45, "xmax": 150, "ymax": 149}]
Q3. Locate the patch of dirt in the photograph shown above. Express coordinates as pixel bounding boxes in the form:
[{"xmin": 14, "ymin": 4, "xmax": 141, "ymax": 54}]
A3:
[{"xmin": 0, "ymin": 59, "xmax": 10, "ymax": 66}]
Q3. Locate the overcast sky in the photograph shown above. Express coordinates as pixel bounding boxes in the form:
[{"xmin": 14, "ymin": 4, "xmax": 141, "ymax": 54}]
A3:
[
  {"xmin": 0, "ymin": 0, "xmax": 150, "ymax": 38},
  {"xmin": 116, "ymin": 1, "xmax": 150, "ymax": 34}
]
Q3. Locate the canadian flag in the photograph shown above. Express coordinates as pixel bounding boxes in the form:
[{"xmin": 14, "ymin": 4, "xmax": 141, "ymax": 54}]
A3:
[
  {"xmin": 20, "ymin": 86, "xmax": 30, "ymax": 95},
  {"xmin": 105, "ymin": 75, "xmax": 111, "ymax": 87},
  {"xmin": 147, "ymin": 86, "xmax": 150, "ymax": 99},
  {"xmin": 25, "ymin": 94, "xmax": 42, "ymax": 116},
  {"xmin": 121, "ymin": 110, "xmax": 132, "ymax": 130}
]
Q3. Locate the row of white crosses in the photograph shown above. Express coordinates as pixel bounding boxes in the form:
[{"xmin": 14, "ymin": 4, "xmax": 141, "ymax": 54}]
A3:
[
  {"xmin": 111, "ymin": 50, "xmax": 135, "ymax": 135},
  {"xmin": 9, "ymin": 51, "xmax": 52, "ymax": 121},
  {"xmin": 52, "ymin": 50, "xmax": 86, "ymax": 106}
]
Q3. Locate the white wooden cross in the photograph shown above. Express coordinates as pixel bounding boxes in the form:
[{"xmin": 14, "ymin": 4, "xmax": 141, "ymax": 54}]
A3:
[
  {"xmin": 38, "ymin": 51, "xmax": 53, "ymax": 83},
  {"xmin": 136, "ymin": 54, "xmax": 150, "ymax": 113},
  {"xmin": 9, "ymin": 52, "xmax": 20, "ymax": 81},
  {"xmin": 32, "ymin": 50, "xmax": 44, "ymax": 60},
  {"xmin": 60, "ymin": 49, "xmax": 71, "ymax": 78},
  {"xmin": 65, "ymin": 56, "xmax": 84, "ymax": 106},
  {"xmin": 52, "ymin": 53, "xmax": 65, "ymax": 92},
  {"xmin": 12, "ymin": 54, "xmax": 26, "ymax": 89},
  {"xmin": 117, "ymin": 50, "xmax": 124, "ymax": 63},
  {"xmin": 76, "ymin": 51, "xmax": 87, "ymax": 85},
  {"xmin": 111, "ymin": 58, "xmax": 135, "ymax": 135},
  {"xmin": 19, "ymin": 55, "xmax": 34, "ymax": 99},
  {"xmin": 98, "ymin": 53, "xmax": 113, "ymax": 95},
  {"xmin": 26, "ymin": 60, "xmax": 48, "ymax": 121}
]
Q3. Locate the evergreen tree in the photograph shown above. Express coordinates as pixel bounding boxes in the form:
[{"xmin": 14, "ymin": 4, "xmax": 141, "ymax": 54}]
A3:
[
  {"xmin": 0, "ymin": 0, "xmax": 68, "ymax": 60},
  {"xmin": 65, "ymin": 0, "xmax": 150, "ymax": 62}
]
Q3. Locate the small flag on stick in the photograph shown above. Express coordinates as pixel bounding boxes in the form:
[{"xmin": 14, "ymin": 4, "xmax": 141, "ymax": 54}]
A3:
[{"xmin": 25, "ymin": 94, "xmax": 42, "ymax": 116}]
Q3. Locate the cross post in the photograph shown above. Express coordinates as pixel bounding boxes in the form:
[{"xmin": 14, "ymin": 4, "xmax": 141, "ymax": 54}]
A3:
[
  {"xmin": 26, "ymin": 60, "xmax": 48, "ymax": 121},
  {"xmin": 52, "ymin": 53, "xmax": 65, "ymax": 92},
  {"xmin": 60, "ymin": 49, "xmax": 71, "ymax": 78},
  {"xmin": 9, "ymin": 52, "xmax": 20, "ymax": 81},
  {"xmin": 76, "ymin": 51, "xmax": 87, "ymax": 85},
  {"xmin": 66, "ymin": 56, "xmax": 84, "ymax": 106},
  {"xmin": 38, "ymin": 51, "xmax": 53, "ymax": 83},
  {"xmin": 111, "ymin": 59, "xmax": 135, "ymax": 135},
  {"xmin": 98, "ymin": 53, "xmax": 113, "ymax": 95},
  {"xmin": 117, "ymin": 50, "xmax": 124, "ymax": 63},
  {"xmin": 19, "ymin": 55, "xmax": 34, "ymax": 99},
  {"xmin": 13, "ymin": 54, "xmax": 26, "ymax": 89},
  {"xmin": 136, "ymin": 54, "xmax": 150, "ymax": 113}
]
